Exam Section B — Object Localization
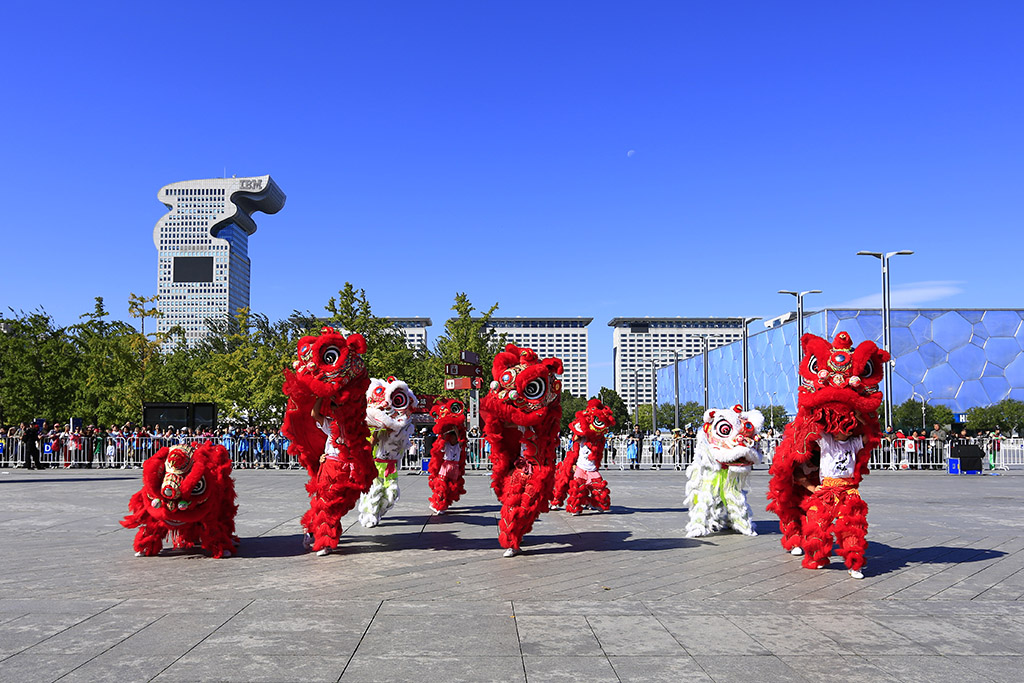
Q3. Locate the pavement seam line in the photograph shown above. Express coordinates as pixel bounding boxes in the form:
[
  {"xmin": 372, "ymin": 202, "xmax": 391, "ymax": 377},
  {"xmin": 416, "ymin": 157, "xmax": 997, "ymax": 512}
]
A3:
[
  {"xmin": 336, "ymin": 599, "xmax": 383, "ymax": 682},
  {"xmin": 582, "ymin": 614, "xmax": 621, "ymax": 683},
  {"xmin": 510, "ymin": 601, "xmax": 529, "ymax": 682},
  {"xmin": 9, "ymin": 598, "xmax": 125, "ymax": 661},
  {"xmin": 53, "ymin": 609, "xmax": 170, "ymax": 682},
  {"xmin": 146, "ymin": 597, "xmax": 255, "ymax": 682}
]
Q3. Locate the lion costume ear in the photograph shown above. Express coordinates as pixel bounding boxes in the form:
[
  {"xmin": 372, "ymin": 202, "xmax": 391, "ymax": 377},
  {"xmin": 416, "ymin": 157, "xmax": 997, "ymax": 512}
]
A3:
[
  {"xmin": 586, "ymin": 398, "xmax": 604, "ymax": 410},
  {"xmin": 544, "ymin": 357, "xmax": 564, "ymax": 375},
  {"xmin": 744, "ymin": 409, "xmax": 765, "ymax": 431},
  {"xmin": 703, "ymin": 409, "xmax": 716, "ymax": 425},
  {"xmin": 346, "ymin": 333, "xmax": 367, "ymax": 355}
]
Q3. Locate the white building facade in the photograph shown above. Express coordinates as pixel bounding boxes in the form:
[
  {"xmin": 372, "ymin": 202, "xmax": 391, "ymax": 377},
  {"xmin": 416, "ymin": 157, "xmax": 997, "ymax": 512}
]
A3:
[
  {"xmin": 385, "ymin": 317, "xmax": 432, "ymax": 350},
  {"xmin": 153, "ymin": 175, "xmax": 285, "ymax": 346},
  {"xmin": 458, "ymin": 317, "xmax": 591, "ymax": 397},
  {"xmin": 609, "ymin": 317, "xmax": 745, "ymax": 413}
]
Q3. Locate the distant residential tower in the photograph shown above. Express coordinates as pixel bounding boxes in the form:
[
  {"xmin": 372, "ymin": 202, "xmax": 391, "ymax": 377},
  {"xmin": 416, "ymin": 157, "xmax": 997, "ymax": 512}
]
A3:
[{"xmin": 153, "ymin": 176, "xmax": 285, "ymax": 345}]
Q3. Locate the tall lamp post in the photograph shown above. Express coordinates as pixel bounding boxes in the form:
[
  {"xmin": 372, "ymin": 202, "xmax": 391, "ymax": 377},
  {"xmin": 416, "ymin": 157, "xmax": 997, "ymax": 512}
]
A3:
[
  {"xmin": 646, "ymin": 358, "xmax": 657, "ymax": 433},
  {"xmin": 631, "ymin": 368, "xmax": 641, "ymax": 427},
  {"xmin": 857, "ymin": 250, "xmax": 913, "ymax": 429},
  {"xmin": 912, "ymin": 391, "xmax": 927, "ymax": 431},
  {"xmin": 778, "ymin": 290, "xmax": 821, "ymax": 365},
  {"xmin": 742, "ymin": 316, "xmax": 762, "ymax": 408}
]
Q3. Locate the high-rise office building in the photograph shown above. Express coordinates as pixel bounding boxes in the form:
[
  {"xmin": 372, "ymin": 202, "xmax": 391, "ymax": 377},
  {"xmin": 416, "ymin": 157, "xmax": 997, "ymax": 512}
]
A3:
[
  {"xmin": 454, "ymin": 317, "xmax": 591, "ymax": 397},
  {"xmin": 385, "ymin": 317, "xmax": 432, "ymax": 350},
  {"xmin": 609, "ymin": 317, "xmax": 745, "ymax": 413},
  {"xmin": 153, "ymin": 176, "xmax": 285, "ymax": 345}
]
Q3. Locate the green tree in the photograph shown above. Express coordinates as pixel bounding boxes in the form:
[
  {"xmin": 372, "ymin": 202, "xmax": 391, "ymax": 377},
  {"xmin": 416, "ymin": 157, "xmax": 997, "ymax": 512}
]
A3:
[
  {"xmin": 432, "ymin": 292, "xmax": 504, "ymax": 397},
  {"xmin": 560, "ymin": 390, "xmax": 588, "ymax": 432},
  {"xmin": 966, "ymin": 399, "xmax": 1024, "ymax": 433},
  {"xmin": 893, "ymin": 399, "xmax": 954, "ymax": 433},
  {"xmin": 0, "ymin": 308, "xmax": 78, "ymax": 424},
  {"xmin": 596, "ymin": 387, "xmax": 630, "ymax": 432},
  {"xmin": 69, "ymin": 297, "xmax": 138, "ymax": 425},
  {"xmin": 677, "ymin": 401, "xmax": 706, "ymax": 430},
  {"xmin": 754, "ymin": 404, "xmax": 790, "ymax": 434}
]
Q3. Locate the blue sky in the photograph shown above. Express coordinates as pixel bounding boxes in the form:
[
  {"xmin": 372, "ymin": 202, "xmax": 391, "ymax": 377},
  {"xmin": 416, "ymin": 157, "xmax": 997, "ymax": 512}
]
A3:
[{"xmin": 2, "ymin": 2, "xmax": 1022, "ymax": 394}]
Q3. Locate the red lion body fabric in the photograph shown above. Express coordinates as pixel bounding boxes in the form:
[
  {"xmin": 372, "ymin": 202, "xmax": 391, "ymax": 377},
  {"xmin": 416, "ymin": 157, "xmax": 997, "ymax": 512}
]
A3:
[
  {"xmin": 281, "ymin": 328, "xmax": 374, "ymax": 555},
  {"xmin": 481, "ymin": 344, "xmax": 563, "ymax": 555},
  {"xmin": 766, "ymin": 331, "xmax": 889, "ymax": 575},
  {"xmin": 552, "ymin": 399, "xmax": 615, "ymax": 514},
  {"xmin": 121, "ymin": 442, "xmax": 238, "ymax": 558},
  {"xmin": 426, "ymin": 398, "xmax": 469, "ymax": 513}
]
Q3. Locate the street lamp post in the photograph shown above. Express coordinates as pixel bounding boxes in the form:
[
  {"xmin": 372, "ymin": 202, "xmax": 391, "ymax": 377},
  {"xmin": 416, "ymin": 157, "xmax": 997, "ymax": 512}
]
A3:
[
  {"xmin": 857, "ymin": 250, "xmax": 914, "ymax": 429},
  {"xmin": 632, "ymin": 368, "xmax": 641, "ymax": 427},
  {"xmin": 647, "ymin": 358, "xmax": 657, "ymax": 433},
  {"xmin": 702, "ymin": 336, "xmax": 710, "ymax": 412},
  {"xmin": 742, "ymin": 316, "xmax": 762, "ymax": 408},
  {"xmin": 770, "ymin": 391, "xmax": 778, "ymax": 433},
  {"xmin": 912, "ymin": 391, "xmax": 927, "ymax": 432},
  {"xmin": 778, "ymin": 290, "xmax": 822, "ymax": 364}
]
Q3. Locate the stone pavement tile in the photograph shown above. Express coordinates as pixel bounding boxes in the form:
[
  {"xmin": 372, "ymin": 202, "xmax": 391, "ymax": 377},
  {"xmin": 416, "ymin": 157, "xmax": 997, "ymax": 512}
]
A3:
[
  {"xmin": 0, "ymin": 598, "xmax": 118, "ymax": 614},
  {"xmin": 515, "ymin": 600, "xmax": 651, "ymax": 616},
  {"xmin": 950, "ymin": 655, "xmax": 1024, "ymax": 681},
  {"xmin": 0, "ymin": 613, "xmax": 98, "ymax": 655},
  {"xmin": 340, "ymin": 655, "xmax": 525, "ymax": 683},
  {"xmin": 103, "ymin": 612, "xmax": 238, "ymax": 656},
  {"xmin": 585, "ymin": 615, "xmax": 684, "ymax": 655},
  {"xmin": 799, "ymin": 614, "xmax": 936, "ymax": 655},
  {"xmin": 873, "ymin": 615, "xmax": 1024, "ymax": 656},
  {"xmin": 104, "ymin": 598, "xmax": 253, "ymax": 616},
  {"xmin": 25, "ymin": 612, "xmax": 160, "ymax": 655},
  {"xmin": 523, "ymin": 655, "xmax": 617, "ymax": 682},
  {"xmin": 152, "ymin": 653, "xmax": 350, "ymax": 682},
  {"xmin": 516, "ymin": 615, "xmax": 603, "ymax": 656},
  {"xmin": 861, "ymin": 655, "xmax": 994, "ymax": 683},
  {"xmin": 355, "ymin": 614, "xmax": 521, "ymax": 656},
  {"xmin": 692, "ymin": 654, "xmax": 806, "ymax": 682},
  {"xmin": 606, "ymin": 655, "xmax": 712, "ymax": 682},
  {"xmin": 59, "ymin": 653, "xmax": 181, "ymax": 683},
  {"xmin": 377, "ymin": 600, "xmax": 512, "ymax": 616},
  {"xmin": 777, "ymin": 655, "xmax": 900, "ymax": 683},
  {"xmin": 657, "ymin": 615, "xmax": 770, "ymax": 655},
  {"xmin": 0, "ymin": 652, "xmax": 93, "ymax": 683},
  {"xmin": 725, "ymin": 615, "xmax": 854, "ymax": 655},
  {"xmin": 188, "ymin": 604, "xmax": 375, "ymax": 657}
]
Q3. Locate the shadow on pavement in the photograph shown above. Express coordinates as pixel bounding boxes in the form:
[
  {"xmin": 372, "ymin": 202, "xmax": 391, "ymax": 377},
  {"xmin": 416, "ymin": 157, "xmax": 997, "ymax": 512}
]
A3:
[
  {"xmin": 0, "ymin": 475, "xmax": 138, "ymax": 484},
  {"xmin": 867, "ymin": 541, "xmax": 1007, "ymax": 572}
]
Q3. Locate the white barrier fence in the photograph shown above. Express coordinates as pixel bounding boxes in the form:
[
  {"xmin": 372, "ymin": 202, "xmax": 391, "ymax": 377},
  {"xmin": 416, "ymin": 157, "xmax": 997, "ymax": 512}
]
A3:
[{"xmin": 1, "ymin": 434, "xmax": 1019, "ymax": 472}]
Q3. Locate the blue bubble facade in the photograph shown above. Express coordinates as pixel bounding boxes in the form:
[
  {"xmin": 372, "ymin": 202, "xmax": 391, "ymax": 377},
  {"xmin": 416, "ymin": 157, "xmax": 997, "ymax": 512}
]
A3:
[{"xmin": 656, "ymin": 309, "xmax": 1024, "ymax": 418}]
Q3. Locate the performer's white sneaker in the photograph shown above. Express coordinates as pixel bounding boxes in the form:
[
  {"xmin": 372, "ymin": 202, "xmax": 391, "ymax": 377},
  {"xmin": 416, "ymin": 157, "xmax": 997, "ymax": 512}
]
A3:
[
  {"xmin": 316, "ymin": 547, "xmax": 332, "ymax": 557},
  {"xmin": 503, "ymin": 547, "xmax": 520, "ymax": 558},
  {"xmin": 134, "ymin": 551, "xmax": 145, "ymax": 557},
  {"xmin": 790, "ymin": 547, "xmax": 804, "ymax": 556},
  {"xmin": 848, "ymin": 569, "xmax": 864, "ymax": 579}
]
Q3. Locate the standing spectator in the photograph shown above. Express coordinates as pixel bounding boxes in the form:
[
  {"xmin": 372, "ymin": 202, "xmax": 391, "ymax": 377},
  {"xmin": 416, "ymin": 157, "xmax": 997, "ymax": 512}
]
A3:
[
  {"xmin": 90, "ymin": 426, "xmax": 106, "ymax": 469},
  {"xmin": 671, "ymin": 429, "xmax": 684, "ymax": 470},
  {"xmin": 904, "ymin": 430, "xmax": 921, "ymax": 469},
  {"xmin": 626, "ymin": 432, "xmax": 639, "ymax": 470},
  {"xmin": 628, "ymin": 425, "xmax": 644, "ymax": 470},
  {"xmin": 929, "ymin": 423, "xmax": 948, "ymax": 470},
  {"xmin": 21, "ymin": 422, "xmax": 42, "ymax": 469},
  {"xmin": 651, "ymin": 431, "xmax": 664, "ymax": 470},
  {"xmin": 988, "ymin": 429, "xmax": 1004, "ymax": 470}
]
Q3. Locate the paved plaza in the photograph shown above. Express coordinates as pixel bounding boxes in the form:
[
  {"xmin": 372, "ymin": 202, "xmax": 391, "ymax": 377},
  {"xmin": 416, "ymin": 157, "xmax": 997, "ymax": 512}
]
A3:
[{"xmin": 1, "ymin": 465, "xmax": 1023, "ymax": 682}]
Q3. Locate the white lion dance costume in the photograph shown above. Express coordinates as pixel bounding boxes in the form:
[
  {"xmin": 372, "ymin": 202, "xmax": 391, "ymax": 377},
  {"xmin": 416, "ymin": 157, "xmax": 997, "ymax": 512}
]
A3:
[
  {"xmin": 358, "ymin": 376, "xmax": 417, "ymax": 528},
  {"xmin": 685, "ymin": 405, "xmax": 763, "ymax": 537}
]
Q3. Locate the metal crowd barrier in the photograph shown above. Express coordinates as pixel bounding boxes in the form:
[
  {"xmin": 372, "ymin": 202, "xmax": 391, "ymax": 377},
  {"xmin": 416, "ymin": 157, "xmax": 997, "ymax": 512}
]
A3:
[{"xmin": 1, "ymin": 433, "xmax": 1020, "ymax": 471}]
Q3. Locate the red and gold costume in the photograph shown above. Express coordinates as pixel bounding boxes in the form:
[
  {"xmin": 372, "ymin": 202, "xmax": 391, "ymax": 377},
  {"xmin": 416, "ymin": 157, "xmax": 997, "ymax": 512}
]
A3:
[
  {"xmin": 551, "ymin": 399, "xmax": 615, "ymax": 515},
  {"xmin": 481, "ymin": 344, "xmax": 563, "ymax": 556},
  {"xmin": 121, "ymin": 442, "xmax": 238, "ymax": 558},
  {"xmin": 281, "ymin": 327, "xmax": 374, "ymax": 555},
  {"xmin": 766, "ymin": 331, "xmax": 889, "ymax": 576},
  {"xmin": 426, "ymin": 398, "xmax": 469, "ymax": 514}
]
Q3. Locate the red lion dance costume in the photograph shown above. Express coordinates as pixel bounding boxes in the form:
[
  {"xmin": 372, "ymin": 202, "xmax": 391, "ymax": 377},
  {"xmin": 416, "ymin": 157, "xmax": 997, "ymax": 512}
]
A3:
[
  {"xmin": 426, "ymin": 398, "xmax": 469, "ymax": 514},
  {"xmin": 766, "ymin": 331, "xmax": 889, "ymax": 579},
  {"xmin": 121, "ymin": 442, "xmax": 238, "ymax": 558},
  {"xmin": 282, "ymin": 327, "xmax": 374, "ymax": 556},
  {"xmin": 481, "ymin": 344, "xmax": 563, "ymax": 557},
  {"xmin": 551, "ymin": 399, "xmax": 615, "ymax": 515}
]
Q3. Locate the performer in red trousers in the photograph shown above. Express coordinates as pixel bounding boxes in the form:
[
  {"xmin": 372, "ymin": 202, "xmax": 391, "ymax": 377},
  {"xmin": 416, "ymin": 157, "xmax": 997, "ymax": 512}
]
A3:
[
  {"xmin": 766, "ymin": 331, "xmax": 889, "ymax": 579},
  {"xmin": 551, "ymin": 399, "xmax": 615, "ymax": 515},
  {"xmin": 427, "ymin": 398, "xmax": 469, "ymax": 514},
  {"xmin": 481, "ymin": 344, "xmax": 563, "ymax": 557}
]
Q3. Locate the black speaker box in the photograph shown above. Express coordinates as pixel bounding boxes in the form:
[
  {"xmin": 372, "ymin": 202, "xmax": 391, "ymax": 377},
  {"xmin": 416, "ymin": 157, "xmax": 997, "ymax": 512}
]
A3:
[{"xmin": 952, "ymin": 444, "xmax": 985, "ymax": 472}]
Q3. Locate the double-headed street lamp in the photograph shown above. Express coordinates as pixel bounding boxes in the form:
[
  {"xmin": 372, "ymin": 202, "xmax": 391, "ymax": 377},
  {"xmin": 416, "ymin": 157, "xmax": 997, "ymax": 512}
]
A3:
[
  {"xmin": 912, "ymin": 391, "xmax": 928, "ymax": 432},
  {"xmin": 857, "ymin": 250, "xmax": 914, "ymax": 428},
  {"xmin": 778, "ymin": 290, "xmax": 821, "ymax": 364}
]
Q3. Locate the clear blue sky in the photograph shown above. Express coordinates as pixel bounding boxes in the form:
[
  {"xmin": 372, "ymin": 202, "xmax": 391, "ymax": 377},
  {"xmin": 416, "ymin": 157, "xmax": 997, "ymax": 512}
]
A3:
[{"xmin": 2, "ymin": 2, "xmax": 1022, "ymax": 394}]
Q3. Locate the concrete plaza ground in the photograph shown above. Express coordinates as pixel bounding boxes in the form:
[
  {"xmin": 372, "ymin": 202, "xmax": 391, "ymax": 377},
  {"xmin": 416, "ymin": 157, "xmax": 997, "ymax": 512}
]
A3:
[{"xmin": 1, "ymin": 465, "xmax": 1023, "ymax": 682}]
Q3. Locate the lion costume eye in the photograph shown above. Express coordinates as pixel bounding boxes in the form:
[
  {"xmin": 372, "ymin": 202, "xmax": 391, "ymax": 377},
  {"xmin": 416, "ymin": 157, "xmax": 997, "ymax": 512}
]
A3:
[
  {"xmin": 321, "ymin": 346, "xmax": 340, "ymax": 365},
  {"xmin": 191, "ymin": 476, "xmax": 207, "ymax": 496},
  {"xmin": 391, "ymin": 391, "xmax": 409, "ymax": 410},
  {"xmin": 807, "ymin": 355, "xmax": 819, "ymax": 374},
  {"xmin": 523, "ymin": 378, "xmax": 547, "ymax": 400},
  {"xmin": 450, "ymin": 401, "xmax": 464, "ymax": 414},
  {"xmin": 715, "ymin": 421, "xmax": 733, "ymax": 438},
  {"xmin": 593, "ymin": 418, "xmax": 605, "ymax": 428},
  {"xmin": 861, "ymin": 359, "xmax": 875, "ymax": 378}
]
